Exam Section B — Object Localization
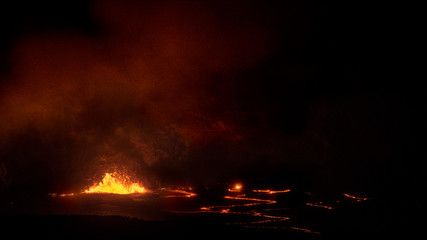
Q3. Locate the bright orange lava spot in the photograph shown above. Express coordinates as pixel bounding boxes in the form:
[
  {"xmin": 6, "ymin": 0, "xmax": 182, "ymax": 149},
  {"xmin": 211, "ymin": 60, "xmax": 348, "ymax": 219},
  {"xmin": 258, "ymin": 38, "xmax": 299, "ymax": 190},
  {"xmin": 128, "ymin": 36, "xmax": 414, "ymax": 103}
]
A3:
[
  {"xmin": 228, "ymin": 183, "xmax": 243, "ymax": 192},
  {"xmin": 85, "ymin": 172, "xmax": 146, "ymax": 194}
]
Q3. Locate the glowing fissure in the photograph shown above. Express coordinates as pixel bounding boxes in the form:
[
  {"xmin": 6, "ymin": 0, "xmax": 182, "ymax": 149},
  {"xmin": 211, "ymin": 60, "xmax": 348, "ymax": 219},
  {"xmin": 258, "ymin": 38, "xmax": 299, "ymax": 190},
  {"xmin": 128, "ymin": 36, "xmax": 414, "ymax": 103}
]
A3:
[
  {"xmin": 252, "ymin": 189, "xmax": 291, "ymax": 194},
  {"xmin": 223, "ymin": 195, "xmax": 276, "ymax": 204},
  {"xmin": 166, "ymin": 189, "xmax": 197, "ymax": 198},
  {"xmin": 172, "ymin": 187, "xmax": 291, "ymax": 227},
  {"xmin": 305, "ymin": 202, "xmax": 334, "ymax": 210},
  {"xmin": 290, "ymin": 227, "xmax": 321, "ymax": 235},
  {"xmin": 342, "ymin": 193, "xmax": 369, "ymax": 201},
  {"xmin": 85, "ymin": 172, "xmax": 146, "ymax": 194}
]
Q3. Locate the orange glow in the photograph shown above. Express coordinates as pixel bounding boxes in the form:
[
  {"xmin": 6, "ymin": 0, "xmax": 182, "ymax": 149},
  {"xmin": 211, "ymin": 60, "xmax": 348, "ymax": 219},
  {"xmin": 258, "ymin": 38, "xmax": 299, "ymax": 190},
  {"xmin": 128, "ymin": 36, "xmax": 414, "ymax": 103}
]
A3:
[
  {"xmin": 305, "ymin": 202, "xmax": 334, "ymax": 210},
  {"xmin": 84, "ymin": 172, "xmax": 146, "ymax": 194},
  {"xmin": 343, "ymin": 193, "xmax": 369, "ymax": 201},
  {"xmin": 252, "ymin": 189, "xmax": 291, "ymax": 194},
  {"xmin": 228, "ymin": 183, "xmax": 243, "ymax": 192},
  {"xmin": 48, "ymin": 193, "xmax": 75, "ymax": 197},
  {"xmin": 224, "ymin": 195, "xmax": 276, "ymax": 205},
  {"xmin": 166, "ymin": 189, "xmax": 197, "ymax": 198},
  {"xmin": 290, "ymin": 227, "xmax": 321, "ymax": 235}
]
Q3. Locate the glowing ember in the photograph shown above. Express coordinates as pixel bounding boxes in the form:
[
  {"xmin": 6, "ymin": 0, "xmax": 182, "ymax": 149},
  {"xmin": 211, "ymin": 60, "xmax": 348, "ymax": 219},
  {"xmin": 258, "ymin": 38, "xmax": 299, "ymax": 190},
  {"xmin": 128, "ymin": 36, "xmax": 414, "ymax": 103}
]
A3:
[
  {"xmin": 228, "ymin": 183, "xmax": 243, "ymax": 192},
  {"xmin": 85, "ymin": 172, "xmax": 146, "ymax": 194}
]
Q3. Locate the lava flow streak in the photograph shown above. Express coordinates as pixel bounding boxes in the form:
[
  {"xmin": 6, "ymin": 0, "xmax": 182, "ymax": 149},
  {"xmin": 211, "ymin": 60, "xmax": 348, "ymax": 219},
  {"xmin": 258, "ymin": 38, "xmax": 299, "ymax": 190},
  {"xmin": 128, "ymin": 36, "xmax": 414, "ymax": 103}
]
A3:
[
  {"xmin": 166, "ymin": 189, "xmax": 197, "ymax": 198},
  {"xmin": 342, "ymin": 193, "xmax": 369, "ymax": 201},
  {"xmin": 305, "ymin": 202, "xmax": 334, "ymax": 210},
  {"xmin": 223, "ymin": 195, "xmax": 276, "ymax": 205},
  {"xmin": 252, "ymin": 189, "xmax": 291, "ymax": 194}
]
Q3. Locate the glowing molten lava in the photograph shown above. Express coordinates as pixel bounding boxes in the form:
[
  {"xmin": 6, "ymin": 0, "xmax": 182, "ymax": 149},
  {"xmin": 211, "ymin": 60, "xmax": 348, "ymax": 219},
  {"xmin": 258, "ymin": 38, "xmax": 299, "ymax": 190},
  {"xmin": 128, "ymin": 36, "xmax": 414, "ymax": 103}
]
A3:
[
  {"xmin": 228, "ymin": 183, "xmax": 243, "ymax": 192},
  {"xmin": 85, "ymin": 172, "xmax": 146, "ymax": 194}
]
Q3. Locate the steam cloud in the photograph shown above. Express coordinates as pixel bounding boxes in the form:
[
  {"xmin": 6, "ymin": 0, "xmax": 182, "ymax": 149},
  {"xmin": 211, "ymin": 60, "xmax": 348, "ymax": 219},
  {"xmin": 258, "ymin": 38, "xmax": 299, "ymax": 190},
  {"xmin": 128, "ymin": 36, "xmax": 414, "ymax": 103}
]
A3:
[{"xmin": 0, "ymin": 1, "xmax": 280, "ymax": 192}]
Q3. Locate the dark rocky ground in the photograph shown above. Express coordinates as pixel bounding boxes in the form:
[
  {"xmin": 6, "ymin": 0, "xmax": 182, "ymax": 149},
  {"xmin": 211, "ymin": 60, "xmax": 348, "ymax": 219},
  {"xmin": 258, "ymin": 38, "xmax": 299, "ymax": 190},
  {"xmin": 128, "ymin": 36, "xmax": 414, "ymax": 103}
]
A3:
[
  {"xmin": 1, "ymin": 214, "xmax": 325, "ymax": 239},
  {"xmin": 0, "ymin": 191, "xmax": 399, "ymax": 239}
]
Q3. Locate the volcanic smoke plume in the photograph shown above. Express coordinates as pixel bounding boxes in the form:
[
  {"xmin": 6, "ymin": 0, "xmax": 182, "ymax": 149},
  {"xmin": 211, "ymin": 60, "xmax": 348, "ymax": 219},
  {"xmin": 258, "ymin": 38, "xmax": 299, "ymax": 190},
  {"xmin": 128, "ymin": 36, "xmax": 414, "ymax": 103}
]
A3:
[{"xmin": 0, "ymin": 1, "xmax": 280, "ymax": 193}]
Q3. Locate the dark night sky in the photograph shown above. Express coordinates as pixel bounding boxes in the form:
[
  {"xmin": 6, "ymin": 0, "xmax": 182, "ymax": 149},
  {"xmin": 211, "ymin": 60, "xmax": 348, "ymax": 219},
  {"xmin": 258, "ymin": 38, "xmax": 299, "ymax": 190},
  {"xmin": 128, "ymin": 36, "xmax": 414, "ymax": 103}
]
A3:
[{"xmin": 0, "ymin": 0, "xmax": 423, "ymax": 210}]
